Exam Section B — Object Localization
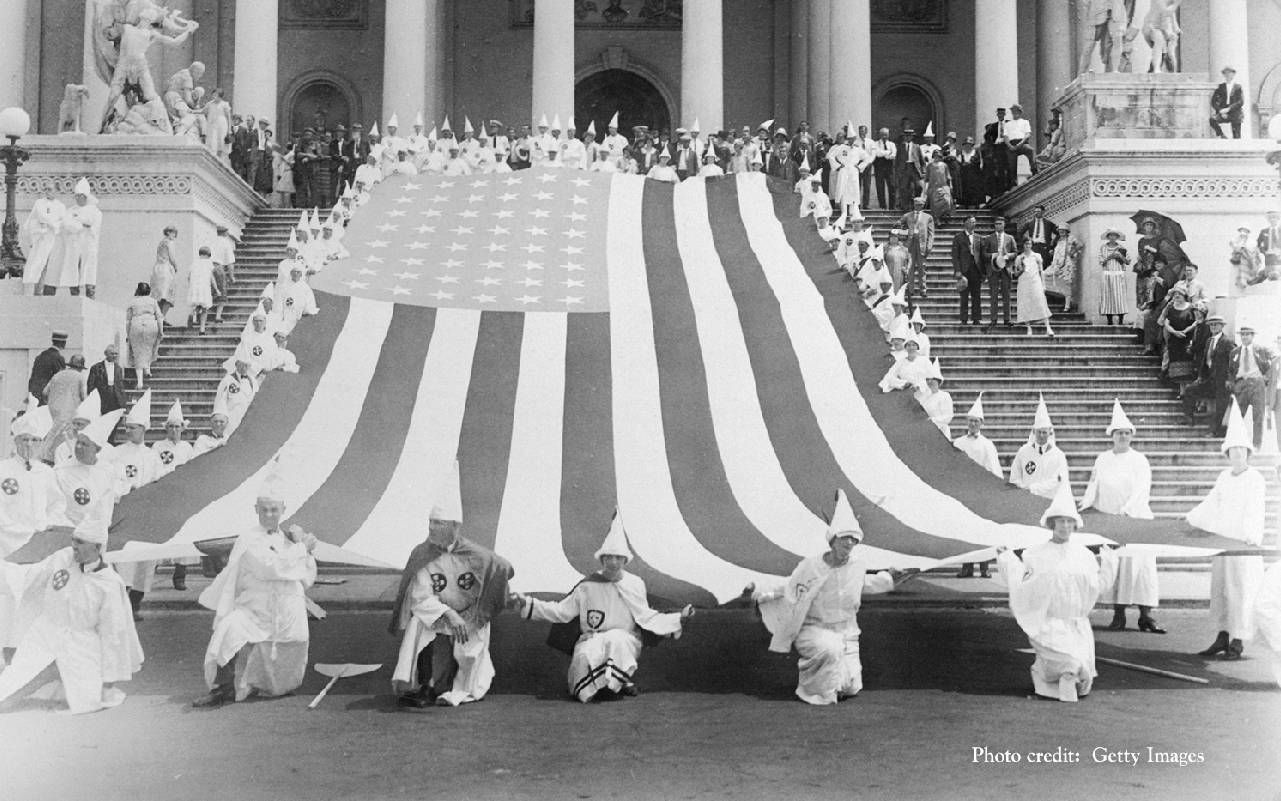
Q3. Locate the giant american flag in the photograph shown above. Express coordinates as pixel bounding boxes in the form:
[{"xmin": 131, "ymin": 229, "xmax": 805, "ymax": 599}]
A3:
[{"xmin": 81, "ymin": 171, "xmax": 1229, "ymax": 605}]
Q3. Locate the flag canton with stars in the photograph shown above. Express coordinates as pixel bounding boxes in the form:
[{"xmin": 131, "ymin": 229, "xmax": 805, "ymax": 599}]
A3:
[{"xmin": 312, "ymin": 171, "xmax": 611, "ymax": 313}]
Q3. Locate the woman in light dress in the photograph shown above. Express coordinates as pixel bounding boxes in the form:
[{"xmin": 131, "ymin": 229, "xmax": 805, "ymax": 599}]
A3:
[
  {"xmin": 186, "ymin": 245, "xmax": 220, "ymax": 335},
  {"xmin": 203, "ymin": 88, "xmax": 232, "ymax": 165},
  {"xmin": 272, "ymin": 143, "xmax": 295, "ymax": 209},
  {"xmin": 1014, "ymin": 237, "xmax": 1054, "ymax": 337},
  {"xmin": 125, "ymin": 282, "xmax": 163, "ymax": 389},
  {"xmin": 1099, "ymin": 228, "xmax": 1130, "ymax": 325},
  {"xmin": 1043, "ymin": 224, "xmax": 1081, "ymax": 312},
  {"xmin": 150, "ymin": 226, "xmax": 179, "ymax": 321}
]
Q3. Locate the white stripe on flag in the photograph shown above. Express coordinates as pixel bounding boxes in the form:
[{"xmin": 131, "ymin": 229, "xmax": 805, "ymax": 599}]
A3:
[
  {"xmin": 169, "ymin": 298, "xmax": 395, "ymax": 543},
  {"xmin": 342, "ymin": 308, "xmax": 482, "ymax": 566},
  {"xmin": 672, "ymin": 179, "xmax": 829, "ymax": 556},
  {"xmin": 607, "ymin": 174, "xmax": 778, "ymax": 602},
  {"xmin": 734, "ymin": 173, "xmax": 1047, "ymax": 548},
  {"xmin": 493, "ymin": 311, "xmax": 585, "ymax": 593}
]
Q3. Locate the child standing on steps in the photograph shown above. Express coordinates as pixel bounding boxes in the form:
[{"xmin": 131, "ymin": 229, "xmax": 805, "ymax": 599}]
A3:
[{"xmin": 187, "ymin": 245, "xmax": 220, "ymax": 335}]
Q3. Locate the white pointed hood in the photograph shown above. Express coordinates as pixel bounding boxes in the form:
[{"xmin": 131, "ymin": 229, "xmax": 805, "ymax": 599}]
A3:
[
  {"xmin": 538, "ymin": 113, "xmax": 549, "ymax": 128},
  {"xmin": 1221, "ymin": 398, "xmax": 1254, "ymax": 453},
  {"xmin": 1039, "ymin": 480, "xmax": 1082, "ymax": 528},
  {"xmin": 800, "ymin": 153, "xmax": 811, "ymax": 172},
  {"xmin": 593, "ymin": 511, "xmax": 634, "ymax": 562},
  {"xmin": 11, "ymin": 404, "xmax": 53, "ymax": 440},
  {"xmin": 387, "ymin": 112, "xmax": 399, "ymax": 129},
  {"xmin": 585, "ymin": 120, "xmax": 597, "ymax": 137},
  {"xmin": 1031, "ymin": 395, "xmax": 1053, "ymax": 430},
  {"xmin": 910, "ymin": 306, "xmax": 927, "ymax": 328},
  {"xmin": 966, "ymin": 393, "xmax": 985, "ymax": 420},
  {"xmin": 80, "ymin": 409, "xmax": 124, "ymax": 449},
  {"xmin": 463, "ymin": 116, "xmax": 474, "ymax": 135},
  {"xmin": 827, "ymin": 489, "xmax": 863, "ymax": 542},
  {"xmin": 73, "ymin": 389, "xmax": 102, "ymax": 422},
  {"xmin": 924, "ymin": 121, "xmax": 935, "ymax": 138},
  {"xmin": 74, "ymin": 177, "xmax": 93, "ymax": 197},
  {"xmin": 429, "ymin": 459, "xmax": 463, "ymax": 522},
  {"xmin": 608, "ymin": 111, "xmax": 620, "ymax": 130},
  {"xmin": 1105, "ymin": 399, "xmax": 1135, "ymax": 435},
  {"xmin": 551, "ymin": 113, "xmax": 562, "ymax": 131},
  {"xmin": 257, "ymin": 458, "xmax": 287, "ymax": 503},
  {"xmin": 414, "ymin": 109, "xmax": 425, "ymax": 127},
  {"xmin": 369, "ymin": 122, "xmax": 380, "ymax": 138},
  {"xmin": 124, "ymin": 389, "xmax": 152, "ymax": 429},
  {"xmin": 165, "ymin": 400, "xmax": 185, "ymax": 427}
]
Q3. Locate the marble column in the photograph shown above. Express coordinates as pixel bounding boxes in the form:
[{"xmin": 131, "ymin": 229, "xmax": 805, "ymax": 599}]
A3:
[
  {"xmin": 0, "ymin": 0, "xmax": 26, "ymax": 111},
  {"xmin": 383, "ymin": 0, "xmax": 427, "ymax": 127},
  {"xmin": 531, "ymin": 0, "xmax": 574, "ymax": 127},
  {"xmin": 807, "ymin": 0, "xmax": 831, "ymax": 133},
  {"xmin": 973, "ymin": 0, "xmax": 1018, "ymax": 138},
  {"xmin": 234, "ymin": 0, "xmax": 279, "ymax": 123},
  {"xmin": 789, "ymin": 0, "xmax": 809, "ymax": 128},
  {"xmin": 680, "ymin": 0, "xmax": 723, "ymax": 130},
  {"xmin": 1036, "ymin": 0, "xmax": 1074, "ymax": 127},
  {"xmin": 828, "ymin": 0, "xmax": 870, "ymax": 130},
  {"xmin": 1208, "ymin": 0, "xmax": 1251, "ymax": 137},
  {"xmin": 425, "ymin": 0, "xmax": 448, "ymax": 127}
]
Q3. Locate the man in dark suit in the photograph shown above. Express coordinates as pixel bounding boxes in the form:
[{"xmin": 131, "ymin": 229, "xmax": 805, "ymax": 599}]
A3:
[
  {"xmin": 86, "ymin": 344, "xmax": 128, "ymax": 415},
  {"xmin": 1018, "ymin": 205, "xmax": 1059, "ymax": 265},
  {"xmin": 340, "ymin": 123, "xmax": 371, "ymax": 189},
  {"xmin": 952, "ymin": 216, "xmax": 985, "ymax": 325},
  {"xmin": 1228, "ymin": 324, "xmax": 1271, "ymax": 448},
  {"xmin": 980, "ymin": 218, "xmax": 1017, "ymax": 331},
  {"xmin": 982, "ymin": 108, "xmax": 1010, "ymax": 199},
  {"xmin": 231, "ymin": 115, "xmax": 253, "ymax": 183},
  {"xmin": 1183, "ymin": 314, "xmax": 1235, "ymax": 436},
  {"xmin": 1256, "ymin": 208, "xmax": 1281, "ymax": 279},
  {"xmin": 1209, "ymin": 66, "xmax": 1245, "ymax": 139},
  {"xmin": 894, "ymin": 127, "xmax": 925, "ymax": 211},
  {"xmin": 27, "ymin": 331, "xmax": 67, "ymax": 405}
]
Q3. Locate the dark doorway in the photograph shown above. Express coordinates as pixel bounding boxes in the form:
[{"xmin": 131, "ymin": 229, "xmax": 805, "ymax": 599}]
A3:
[
  {"xmin": 576, "ymin": 70, "xmax": 671, "ymax": 137},
  {"xmin": 287, "ymin": 81, "xmax": 352, "ymax": 138},
  {"xmin": 876, "ymin": 83, "xmax": 937, "ymax": 137}
]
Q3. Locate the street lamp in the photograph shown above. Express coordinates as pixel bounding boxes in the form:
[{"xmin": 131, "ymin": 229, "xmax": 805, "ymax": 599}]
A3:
[{"xmin": 0, "ymin": 107, "xmax": 31, "ymax": 276}]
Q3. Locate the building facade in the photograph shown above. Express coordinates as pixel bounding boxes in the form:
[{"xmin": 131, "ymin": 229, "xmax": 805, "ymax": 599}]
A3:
[{"xmin": 4, "ymin": 1, "xmax": 1279, "ymax": 149}]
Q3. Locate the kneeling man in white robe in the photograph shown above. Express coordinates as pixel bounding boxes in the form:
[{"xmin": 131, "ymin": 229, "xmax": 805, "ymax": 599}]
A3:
[
  {"xmin": 515, "ymin": 513, "xmax": 692, "ymax": 702},
  {"xmin": 0, "ymin": 502, "xmax": 143, "ymax": 714},
  {"xmin": 193, "ymin": 469, "xmax": 317, "ymax": 707},
  {"xmin": 996, "ymin": 482, "xmax": 1119, "ymax": 703},
  {"xmin": 749, "ymin": 490, "xmax": 898, "ymax": 705},
  {"xmin": 391, "ymin": 462, "xmax": 514, "ymax": 708}
]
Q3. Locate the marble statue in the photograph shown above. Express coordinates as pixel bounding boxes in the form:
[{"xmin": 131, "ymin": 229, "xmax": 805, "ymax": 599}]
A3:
[{"xmin": 92, "ymin": 0, "xmax": 199, "ymax": 134}]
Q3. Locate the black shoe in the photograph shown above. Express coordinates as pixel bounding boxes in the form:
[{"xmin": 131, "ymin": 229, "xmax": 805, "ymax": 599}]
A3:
[
  {"xmin": 956, "ymin": 565, "xmax": 975, "ymax": 578},
  {"xmin": 1199, "ymin": 631, "xmax": 1230, "ymax": 656},
  {"xmin": 1137, "ymin": 617, "xmax": 1167, "ymax": 634},
  {"xmin": 1223, "ymin": 638, "xmax": 1244, "ymax": 659},
  {"xmin": 619, "ymin": 683, "xmax": 639, "ymax": 697},
  {"xmin": 192, "ymin": 685, "xmax": 234, "ymax": 708},
  {"xmin": 398, "ymin": 687, "xmax": 437, "ymax": 709},
  {"xmin": 1106, "ymin": 612, "xmax": 1126, "ymax": 631}
]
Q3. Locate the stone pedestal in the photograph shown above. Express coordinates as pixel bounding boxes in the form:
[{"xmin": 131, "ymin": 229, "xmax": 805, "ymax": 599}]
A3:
[
  {"xmin": 992, "ymin": 139, "xmax": 1277, "ymax": 324},
  {"xmin": 1058, "ymin": 73, "xmax": 1218, "ymax": 151},
  {"xmin": 9, "ymin": 135, "xmax": 263, "ymax": 313}
]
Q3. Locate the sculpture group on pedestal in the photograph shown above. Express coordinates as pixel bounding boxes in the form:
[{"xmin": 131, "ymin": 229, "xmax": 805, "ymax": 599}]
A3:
[
  {"xmin": 90, "ymin": 0, "xmax": 201, "ymax": 136},
  {"xmin": 1078, "ymin": 0, "xmax": 1181, "ymax": 77}
]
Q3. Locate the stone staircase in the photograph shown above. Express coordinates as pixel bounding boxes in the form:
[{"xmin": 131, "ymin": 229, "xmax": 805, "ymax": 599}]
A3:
[
  {"xmin": 120, "ymin": 208, "xmax": 300, "ymax": 438},
  {"xmin": 861, "ymin": 208, "xmax": 1278, "ymax": 534}
]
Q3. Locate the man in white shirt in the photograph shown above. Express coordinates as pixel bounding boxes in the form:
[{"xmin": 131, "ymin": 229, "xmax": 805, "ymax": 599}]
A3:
[{"xmin": 1004, "ymin": 104, "xmax": 1036, "ymax": 184}]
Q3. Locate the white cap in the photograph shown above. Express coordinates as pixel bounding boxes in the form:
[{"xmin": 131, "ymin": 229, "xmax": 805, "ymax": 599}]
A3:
[
  {"xmin": 1105, "ymin": 399, "xmax": 1135, "ymax": 435},
  {"xmin": 124, "ymin": 389, "xmax": 152, "ymax": 429},
  {"xmin": 1221, "ymin": 398, "xmax": 1254, "ymax": 453},
  {"xmin": 79, "ymin": 408, "xmax": 124, "ymax": 449},
  {"xmin": 966, "ymin": 393, "xmax": 985, "ymax": 420},
  {"xmin": 827, "ymin": 488, "xmax": 863, "ymax": 542},
  {"xmin": 11, "ymin": 405, "xmax": 52, "ymax": 439},
  {"xmin": 608, "ymin": 111, "xmax": 620, "ymax": 129},
  {"xmin": 429, "ymin": 459, "xmax": 463, "ymax": 522},
  {"xmin": 593, "ymin": 511, "xmax": 633, "ymax": 562},
  {"xmin": 257, "ymin": 458, "xmax": 286, "ymax": 502},
  {"xmin": 414, "ymin": 110, "xmax": 424, "ymax": 127},
  {"xmin": 165, "ymin": 400, "xmax": 185, "ymax": 427},
  {"xmin": 1031, "ymin": 395, "xmax": 1053, "ymax": 430},
  {"xmin": 387, "ymin": 112, "xmax": 399, "ymax": 128},
  {"xmin": 1039, "ymin": 480, "xmax": 1082, "ymax": 528},
  {"xmin": 73, "ymin": 499, "xmax": 111, "ymax": 545},
  {"xmin": 74, "ymin": 177, "xmax": 92, "ymax": 196},
  {"xmin": 464, "ymin": 116, "xmax": 474, "ymax": 135},
  {"xmin": 74, "ymin": 389, "xmax": 102, "ymax": 422}
]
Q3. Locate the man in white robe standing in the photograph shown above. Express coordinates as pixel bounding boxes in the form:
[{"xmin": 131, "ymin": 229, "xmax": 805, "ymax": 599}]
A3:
[
  {"xmin": 952, "ymin": 394, "xmax": 1000, "ymax": 579},
  {"xmin": 1078, "ymin": 400, "xmax": 1164, "ymax": 634},
  {"xmin": 391, "ymin": 461, "xmax": 514, "ymax": 708},
  {"xmin": 20, "ymin": 185, "xmax": 65, "ymax": 294},
  {"xmin": 996, "ymin": 482, "xmax": 1119, "ymax": 703},
  {"xmin": 275, "ymin": 264, "xmax": 319, "ymax": 336},
  {"xmin": 749, "ymin": 490, "xmax": 898, "ymax": 705},
  {"xmin": 0, "ymin": 502, "xmax": 143, "ymax": 714},
  {"xmin": 515, "ymin": 513, "xmax": 692, "ymax": 702},
  {"xmin": 1009, "ymin": 396, "xmax": 1069, "ymax": 499},
  {"xmin": 49, "ymin": 179, "xmax": 103, "ymax": 298},
  {"xmin": 215, "ymin": 350, "xmax": 258, "ymax": 437},
  {"xmin": 53, "ymin": 410, "xmax": 122, "ymax": 531},
  {"xmin": 152, "ymin": 400, "xmax": 194, "ymax": 476},
  {"xmin": 1188, "ymin": 400, "xmax": 1267, "ymax": 660},
  {"xmin": 193, "ymin": 467, "xmax": 318, "ymax": 707},
  {"xmin": 112, "ymin": 391, "xmax": 162, "ymax": 618},
  {"xmin": 602, "ymin": 112, "xmax": 629, "ymax": 165}
]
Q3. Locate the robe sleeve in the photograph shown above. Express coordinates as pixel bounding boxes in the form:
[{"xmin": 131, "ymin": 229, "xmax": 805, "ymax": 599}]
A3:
[
  {"xmin": 995, "ymin": 549, "xmax": 1051, "ymax": 638},
  {"xmin": 981, "ymin": 441, "xmax": 1003, "ymax": 478},
  {"xmin": 527, "ymin": 588, "xmax": 581, "ymax": 624}
]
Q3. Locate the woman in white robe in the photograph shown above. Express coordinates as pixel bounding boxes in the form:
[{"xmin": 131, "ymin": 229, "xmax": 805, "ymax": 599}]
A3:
[
  {"xmin": 996, "ymin": 484, "xmax": 1119, "ymax": 703},
  {"xmin": 749, "ymin": 490, "xmax": 896, "ymax": 705},
  {"xmin": 879, "ymin": 337, "xmax": 931, "ymax": 395},
  {"xmin": 1077, "ymin": 402, "xmax": 1162, "ymax": 633},
  {"xmin": 516, "ymin": 516, "xmax": 690, "ymax": 702},
  {"xmin": 1187, "ymin": 403, "xmax": 1267, "ymax": 660},
  {"xmin": 917, "ymin": 360, "xmax": 954, "ymax": 436}
]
